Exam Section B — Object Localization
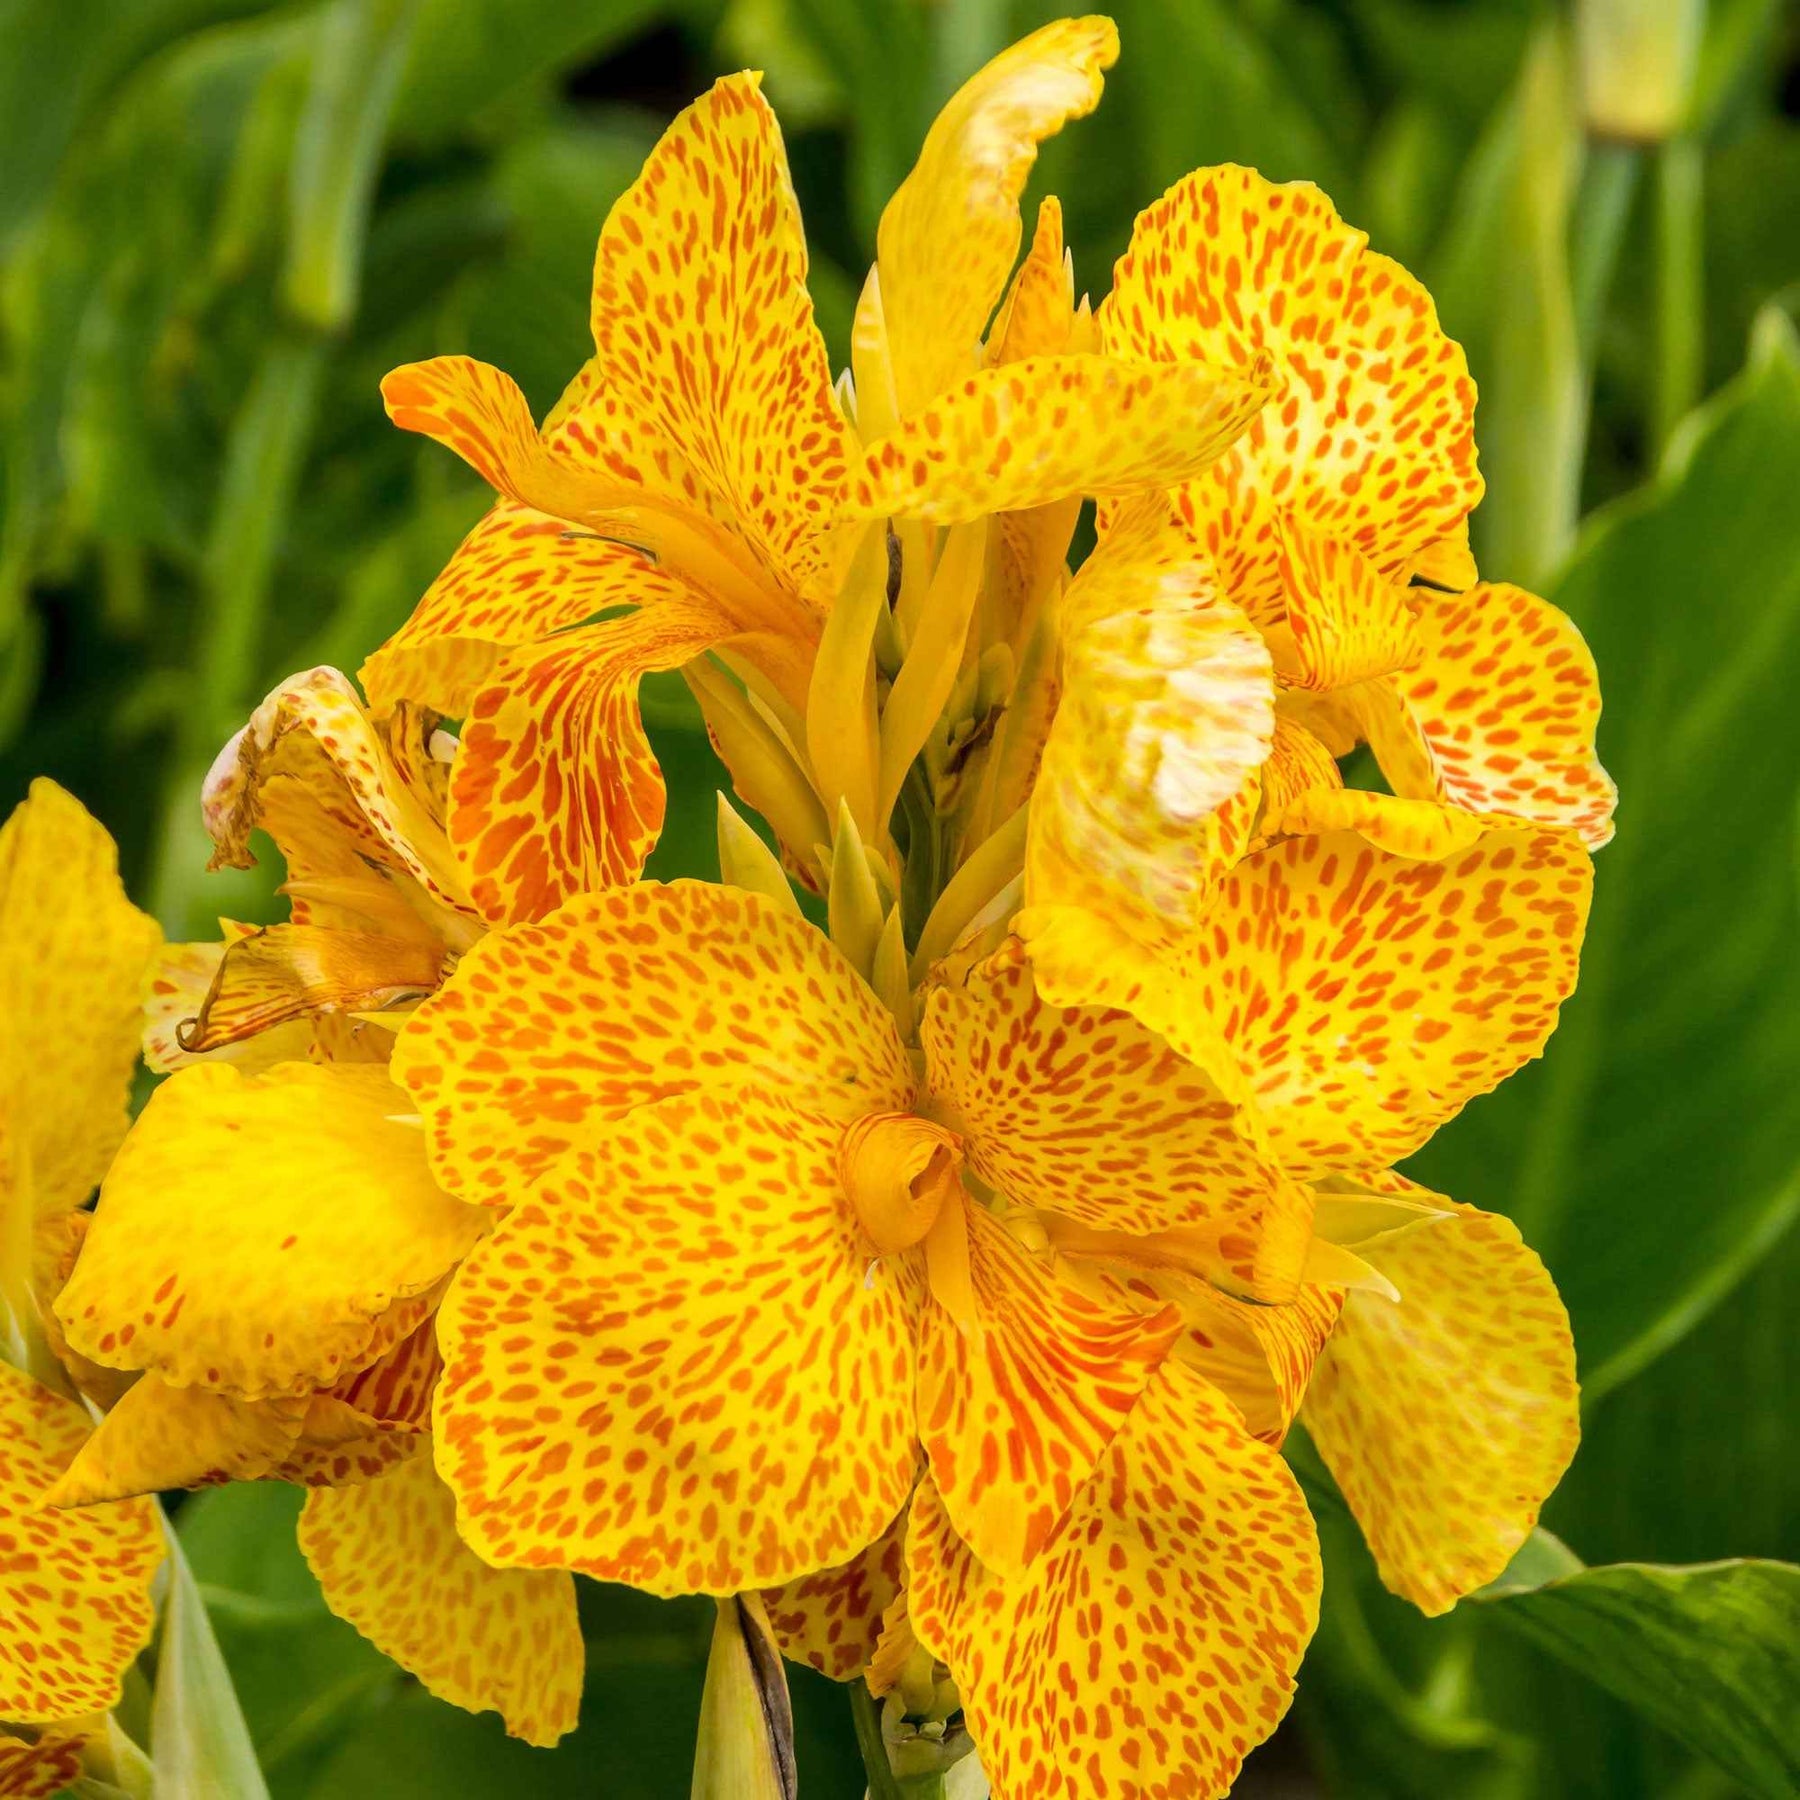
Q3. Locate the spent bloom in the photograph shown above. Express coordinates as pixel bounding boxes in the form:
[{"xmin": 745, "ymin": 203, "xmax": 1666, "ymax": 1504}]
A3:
[{"xmin": 42, "ymin": 13, "xmax": 1614, "ymax": 1798}]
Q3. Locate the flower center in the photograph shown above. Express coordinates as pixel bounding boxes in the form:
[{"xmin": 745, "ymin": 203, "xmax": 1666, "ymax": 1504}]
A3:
[{"xmin": 837, "ymin": 1112, "xmax": 965, "ymax": 1254}]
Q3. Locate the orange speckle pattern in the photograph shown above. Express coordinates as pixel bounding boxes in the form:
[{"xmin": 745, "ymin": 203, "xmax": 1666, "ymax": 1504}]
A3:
[
  {"xmin": 1027, "ymin": 497, "xmax": 1274, "ymax": 950},
  {"xmin": 0, "ymin": 1733, "xmax": 86, "ymax": 1797},
  {"xmin": 448, "ymin": 604, "xmax": 730, "ymax": 924},
  {"xmin": 393, "ymin": 881, "xmax": 912, "ymax": 1203},
  {"xmin": 1302, "ymin": 1203, "xmax": 1579, "ymax": 1614},
  {"xmin": 1104, "ymin": 166, "xmax": 1482, "ymax": 625},
  {"xmin": 299, "ymin": 1451, "xmax": 583, "ymax": 1745},
  {"xmin": 909, "ymin": 1362, "xmax": 1321, "ymax": 1800},
  {"xmin": 1189, "ymin": 817, "xmax": 1592, "ymax": 1174},
  {"xmin": 848, "ymin": 352, "xmax": 1274, "ymax": 526},
  {"xmin": 429, "ymin": 1101, "xmax": 922, "ymax": 1592},
  {"xmin": 917, "ymin": 1201, "xmax": 1181, "ymax": 1575},
  {"xmin": 760, "ymin": 1505, "xmax": 908, "ymax": 1682},
  {"xmin": 921, "ymin": 944, "xmax": 1310, "ymax": 1299},
  {"xmin": 1365, "ymin": 581, "xmax": 1617, "ymax": 849},
  {"xmin": 0, "ymin": 1363, "xmax": 162, "ymax": 1723},
  {"xmin": 57, "ymin": 1062, "xmax": 486, "ymax": 1399},
  {"xmin": 874, "ymin": 16, "xmax": 1117, "ymax": 416}
]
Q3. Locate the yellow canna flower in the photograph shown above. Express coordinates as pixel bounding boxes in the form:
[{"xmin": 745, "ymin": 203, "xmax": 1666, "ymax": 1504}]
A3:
[
  {"xmin": 0, "ymin": 782, "xmax": 164, "ymax": 1737},
  {"xmin": 387, "ymin": 881, "xmax": 1325, "ymax": 1792},
  {"xmin": 364, "ymin": 18, "xmax": 1273, "ymax": 924}
]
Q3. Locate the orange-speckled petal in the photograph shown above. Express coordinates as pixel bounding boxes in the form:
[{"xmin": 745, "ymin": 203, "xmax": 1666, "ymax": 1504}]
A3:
[
  {"xmin": 0, "ymin": 780, "xmax": 160, "ymax": 1224},
  {"xmin": 56, "ymin": 1062, "xmax": 486, "ymax": 1399},
  {"xmin": 431, "ymin": 1093, "xmax": 922, "ymax": 1594},
  {"xmin": 1254, "ymin": 713, "xmax": 1343, "ymax": 833},
  {"xmin": 917, "ymin": 1202, "xmax": 1180, "ymax": 1574},
  {"xmin": 393, "ymin": 881, "xmax": 911, "ymax": 1203},
  {"xmin": 985, "ymin": 196, "xmax": 1076, "ymax": 367},
  {"xmin": 1049, "ymin": 1222, "xmax": 1343, "ymax": 1445},
  {"xmin": 0, "ymin": 1733, "xmax": 86, "ymax": 1796},
  {"xmin": 274, "ymin": 1314, "xmax": 440, "ymax": 1488},
  {"xmin": 1027, "ymin": 499, "xmax": 1273, "ymax": 948},
  {"xmin": 1270, "ymin": 787, "xmax": 1488, "ymax": 860},
  {"xmin": 142, "ymin": 940, "xmax": 315, "ymax": 1074},
  {"xmin": 0, "ymin": 1363, "xmax": 162, "ymax": 1723},
  {"xmin": 1104, "ymin": 168, "xmax": 1481, "ymax": 624},
  {"xmin": 875, "ymin": 17, "xmax": 1116, "ymax": 415},
  {"xmin": 1374, "ymin": 582, "xmax": 1616, "ymax": 849},
  {"xmin": 585, "ymin": 74, "xmax": 853, "ymax": 594},
  {"xmin": 447, "ymin": 603, "xmax": 730, "ymax": 924},
  {"xmin": 1191, "ymin": 820, "xmax": 1592, "ymax": 1174},
  {"xmin": 360, "ymin": 499, "xmax": 691, "ymax": 718},
  {"xmin": 204, "ymin": 666, "xmax": 469, "ymax": 924},
  {"xmin": 172, "ymin": 923, "xmax": 446, "ymax": 1054},
  {"xmin": 848, "ymin": 352, "xmax": 1273, "ymax": 526},
  {"xmin": 300, "ymin": 1451, "xmax": 583, "ymax": 1745},
  {"xmin": 760, "ymin": 1506, "xmax": 908, "ymax": 1681},
  {"xmin": 1302, "ymin": 1203, "xmax": 1578, "ymax": 1614},
  {"xmin": 909, "ymin": 1360, "xmax": 1320, "ymax": 1800},
  {"xmin": 921, "ymin": 943, "xmax": 1309, "ymax": 1300},
  {"xmin": 1272, "ymin": 512, "xmax": 1422, "ymax": 689},
  {"xmin": 48, "ymin": 1377, "xmax": 305, "ymax": 1504}
]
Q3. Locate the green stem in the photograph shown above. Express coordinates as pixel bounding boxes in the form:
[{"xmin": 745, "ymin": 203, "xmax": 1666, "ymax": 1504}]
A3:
[
  {"xmin": 850, "ymin": 1681, "xmax": 905, "ymax": 1800},
  {"xmin": 1653, "ymin": 135, "xmax": 1704, "ymax": 460}
]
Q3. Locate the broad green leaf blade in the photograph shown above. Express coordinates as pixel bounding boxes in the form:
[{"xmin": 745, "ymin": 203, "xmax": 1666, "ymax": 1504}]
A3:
[
  {"xmin": 1408, "ymin": 308, "xmax": 1800, "ymax": 1399},
  {"xmin": 152, "ymin": 1514, "xmax": 272, "ymax": 1800},
  {"xmin": 1474, "ymin": 1551, "xmax": 1800, "ymax": 1799}
]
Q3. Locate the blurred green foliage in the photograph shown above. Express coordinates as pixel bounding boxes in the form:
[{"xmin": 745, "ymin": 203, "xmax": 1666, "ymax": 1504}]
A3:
[{"xmin": 4, "ymin": 0, "xmax": 1799, "ymax": 1794}]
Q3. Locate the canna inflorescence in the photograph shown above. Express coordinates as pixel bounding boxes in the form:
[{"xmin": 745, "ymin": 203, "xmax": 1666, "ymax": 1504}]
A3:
[{"xmin": 9, "ymin": 16, "xmax": 1613, "ymax": 1798}]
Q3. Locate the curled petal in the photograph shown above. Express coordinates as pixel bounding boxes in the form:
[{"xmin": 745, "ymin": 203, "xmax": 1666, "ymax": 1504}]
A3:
[
  {"xmin": 760, "ymin": 1508, "xmax": 908, "ymax": 1682},
  {"xmin": 874, "ymin": 16, "xmax": 1117, "ymax": 416}
]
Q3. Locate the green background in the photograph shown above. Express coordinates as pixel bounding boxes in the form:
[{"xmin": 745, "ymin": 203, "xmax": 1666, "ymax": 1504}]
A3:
[{"xmin": 4, "ymin": 1, "xmax": 1798, "ymax": 1794}]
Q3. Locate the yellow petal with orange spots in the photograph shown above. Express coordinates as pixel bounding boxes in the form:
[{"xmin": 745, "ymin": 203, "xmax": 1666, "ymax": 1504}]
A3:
[
  {"xmin": 57, "ymin": 1062, "xmax": 486, "ymax": 1399},
  {"xmin": 0, "ymin": 1362, "xmax": 162, "ymax": 1723},
  {"xmin": 142, "ymin": 940, "xmax": 314, "ymax": 1074},
  {"xmin": 49, "ymin": 1377, "xmax": 305, "ymax": 1505},
  {"xmin": 1046, "ymin": 1219, "xmax": 1343, "ymax": 1445},
  {"xmin": 0, "ymin": 1733, "xmax": 86, "ymax": 1797},
  {"xmin": 985, "ymin": 196, "xmax": 1076, "ymax": 367},
  {"xmin": 1372, "ymin": 582, "xmax": 1617, "ymax": 849},
  {"xmin": 1027, "ymin": 499, "xmax": 1273, "ymax": 949},
  {"xmin": 909, "ymin": 1361, "xmax": 1321, "ymax": 1800},
  {"xmin": 431, "ymin": 1095, "xmax": 922, "ymax": 1594},
  {"xmin": 848, "ymin": 352, "xmax": 1273, "ymax": 526},
  {"xmin": 274, "ymin": 1315, "xmax": 440, "ymax": 1488},
  {"xmin": 300, "ymin": 1452, "xmax": 582, "ymax": 1745},
  {"xmin": 1190, "ymin": 818, "xmax": 1591, "ymax": 1174},
  {"xmin": 1302, "ymin": 1202, "xmax": 1579, "ymax": 1614},
  {"xmin": 760, "ymin": 1507, "xmax": 908, "ymax": 1682},
  {"xmin": 173, "ymin": 923, "xmax": 447, "ymax": 1054},
  {"xmin": 1104, "ymin": 167, "xmax": 1481, "ymax": 625},
  {"xmin": 393, "ymin": 882, "xmax": 912, "ymax": 1203},
  {"xmin": 921, "ymin": 943, "xmax": 1310, "ymax": 1300},
  {"xmin": 0, "ymin": 780, "xmax": 159, "ymax": 1224},
  {"xmin": 361, "ymin": 499, "xmax": 691, "ymax": 717},
  {"xmin": 1272, "ymin": 512, "xmax": 1422, "ymax": 689},
  {"xmin": 447, "ymin": 603, "xmax": 731, "ymax": 924},
  {"xmin": 874, "ymin": 17, "xmax": 1116, "ymax": 416},
  {"xmin": 1253, "ymin": 712, "xmax": 1343, "ymax": 834},
  {"xmin": 584, "ymin": 73, "xmax": 854, "ymax": 598},
  {"xmin": 1405, "ymin": 521, "xmax": 1478, "ymax": 590},
  {"xmin": 1271, "ymin": 787, "xmax": 1487, "ymax": 860},
  {"xmin": 204, "ymin": 666, "xmax": 469, "ymax": 925},
  {"xmin": 916, "ymin": 1200, "xmax": 1180, "ymax": 1574}
]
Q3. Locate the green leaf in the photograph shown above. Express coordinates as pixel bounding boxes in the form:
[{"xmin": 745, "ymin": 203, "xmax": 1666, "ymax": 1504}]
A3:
[
  {"xmin": 284, "ymin": 0, "xmax": 421, "ymax": 333},
  {"xmin": 1473, "ymin": 1540, "xmax": 1800, "ymax": 1799},
  {"xmin": 152, "ymin": 1516, "xmax": 273, "ymax": 1800},
  {"xmin": 1408, "ymin": 309, "xmax": 1800, "ymax": 1399}
]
